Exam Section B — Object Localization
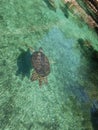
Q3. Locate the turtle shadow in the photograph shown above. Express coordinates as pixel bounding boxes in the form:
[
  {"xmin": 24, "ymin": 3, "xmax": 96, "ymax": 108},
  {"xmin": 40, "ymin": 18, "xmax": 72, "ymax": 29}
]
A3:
[{"xmin": 16, "ymin": 48, "xmax": 32, "ymax": 79}]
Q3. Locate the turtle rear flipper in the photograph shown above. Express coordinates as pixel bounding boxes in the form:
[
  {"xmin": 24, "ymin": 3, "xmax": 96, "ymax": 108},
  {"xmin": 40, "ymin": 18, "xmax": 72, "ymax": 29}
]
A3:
[{"xmin": 31, "ymin": 71, "xmax": 38, "ymax": 81}]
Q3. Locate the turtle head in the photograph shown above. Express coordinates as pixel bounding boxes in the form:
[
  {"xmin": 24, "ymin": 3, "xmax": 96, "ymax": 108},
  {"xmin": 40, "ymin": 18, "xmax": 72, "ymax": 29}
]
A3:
[
  {"xmin": 39, "ymin": 47, "xmax": 43, "ymax": 53},
  {"xmin": 38, "ymin": 52, "xmax": 41, "ymax": 56}
]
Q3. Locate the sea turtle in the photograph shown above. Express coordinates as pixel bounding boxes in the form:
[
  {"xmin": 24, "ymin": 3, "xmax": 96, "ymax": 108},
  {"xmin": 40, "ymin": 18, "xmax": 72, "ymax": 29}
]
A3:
[{"xmin": 31, "ymin": 47, "xmax": 50, "ymax": 86}]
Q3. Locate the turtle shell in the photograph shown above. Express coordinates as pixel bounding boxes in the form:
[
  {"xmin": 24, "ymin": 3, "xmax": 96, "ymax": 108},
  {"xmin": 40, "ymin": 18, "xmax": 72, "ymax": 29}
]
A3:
[{"xmin": 32, "ymin": 51, "xmax": 50, "ymax": 77}]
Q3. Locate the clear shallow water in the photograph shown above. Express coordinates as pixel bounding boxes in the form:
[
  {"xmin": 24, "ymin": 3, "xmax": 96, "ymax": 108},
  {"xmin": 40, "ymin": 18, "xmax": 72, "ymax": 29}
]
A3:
[{"xmin": 0, "ymin": 0, "xmax": 98, "ymax": 130}]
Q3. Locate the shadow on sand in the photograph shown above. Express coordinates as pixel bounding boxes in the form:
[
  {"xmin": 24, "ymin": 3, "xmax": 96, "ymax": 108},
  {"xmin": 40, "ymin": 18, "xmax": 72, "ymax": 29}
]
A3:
[{"xmin": 16, "ymin": 48, "xmax": 32, "ymax": 79}]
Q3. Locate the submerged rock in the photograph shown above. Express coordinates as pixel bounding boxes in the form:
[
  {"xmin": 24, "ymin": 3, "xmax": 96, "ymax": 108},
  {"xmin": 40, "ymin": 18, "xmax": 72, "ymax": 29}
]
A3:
[
  {"xmin": 63, "ymin": 0, "xmax": 98, "ymax": 28},
  {"xmin": 91, "ymin": 100, "xmax": 98, "ymax": 130}
]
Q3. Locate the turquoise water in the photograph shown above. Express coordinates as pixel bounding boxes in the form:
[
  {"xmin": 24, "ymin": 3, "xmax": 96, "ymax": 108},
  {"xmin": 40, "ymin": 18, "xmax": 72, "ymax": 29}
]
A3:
[{"xmin": 0, "ymin": 0, "xmax": 98, "ymax": 130}]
